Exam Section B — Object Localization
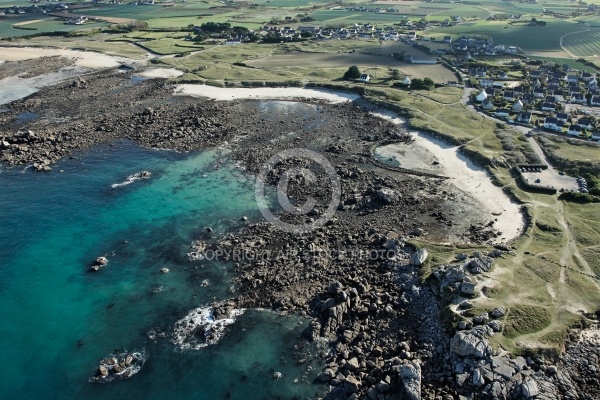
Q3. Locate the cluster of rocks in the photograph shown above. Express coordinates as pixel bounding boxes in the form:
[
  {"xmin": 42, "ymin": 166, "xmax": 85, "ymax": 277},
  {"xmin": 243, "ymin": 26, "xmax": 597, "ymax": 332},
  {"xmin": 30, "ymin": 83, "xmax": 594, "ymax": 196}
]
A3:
[
  {"xmin": 90, "ymin": 351, "xmax": 146, "ymax": 383},
  {"xmin": 445, "ymin": 322, "xmax": 600, "ymax": 400},
  {"xmin": 434, "ymin": 251, "xmax": 504, "ymax": 298},
  {"xmin": 89, "ymin": 256, "xmax": 108, "ymax": 272},
  {"xmin": 0, "ymin": 56, "xmax": 76, "ymax": 81},
  {"xmin": 187, "ymin": 240, "xmax": 207, "ymax": 261},
  {"xmin": 0, "ymin": 129, "xmax": 55, "ymax": 170}
]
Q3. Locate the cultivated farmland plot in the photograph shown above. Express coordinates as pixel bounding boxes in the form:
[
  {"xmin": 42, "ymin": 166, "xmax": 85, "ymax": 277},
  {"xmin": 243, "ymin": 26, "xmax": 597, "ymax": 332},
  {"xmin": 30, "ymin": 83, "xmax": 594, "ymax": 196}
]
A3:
[{"xmin": 562, "ymin": 28, "xmax": 600, "ymax": 57}]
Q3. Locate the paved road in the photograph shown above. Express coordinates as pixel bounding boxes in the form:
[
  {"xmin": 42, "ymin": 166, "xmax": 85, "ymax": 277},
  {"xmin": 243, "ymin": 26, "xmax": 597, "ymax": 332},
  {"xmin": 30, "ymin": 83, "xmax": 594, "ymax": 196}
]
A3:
[{"xmin": 461, "ymin": 87, "xmax": 578, "ymax": 192}]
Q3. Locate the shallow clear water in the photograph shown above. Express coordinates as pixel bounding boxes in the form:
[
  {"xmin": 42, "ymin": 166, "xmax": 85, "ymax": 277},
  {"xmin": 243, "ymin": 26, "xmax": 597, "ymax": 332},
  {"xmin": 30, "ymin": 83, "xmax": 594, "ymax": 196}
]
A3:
[{"xmin": 0, "ymin": 140, "xmax": 322, "ymax": 399}]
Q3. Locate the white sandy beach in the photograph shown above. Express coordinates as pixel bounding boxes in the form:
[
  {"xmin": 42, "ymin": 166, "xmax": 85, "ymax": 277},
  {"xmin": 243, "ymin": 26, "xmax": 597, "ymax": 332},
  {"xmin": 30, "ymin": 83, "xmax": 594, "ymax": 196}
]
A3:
[
  {"xmin": 174, "ymin": 84, "xmax": 360, "ymax": 103},
  {"xmin": 0, "ymin": 46, "xmax": 133, "ymax": 68},
  {"xmin": 373, "ymin": 112, "xmax": 523, "ymax": 241}
]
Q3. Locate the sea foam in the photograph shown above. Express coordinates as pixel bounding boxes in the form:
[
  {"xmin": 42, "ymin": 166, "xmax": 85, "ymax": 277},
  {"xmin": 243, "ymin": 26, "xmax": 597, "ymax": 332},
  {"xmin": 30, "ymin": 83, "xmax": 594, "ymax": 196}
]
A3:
[
  {"xmin": 172, "ymin": 303, "xmax": 245, "ymax": 350},
  {"xmin": 111, "ymin": 171, "xmax": 151, "ymax": 188}
]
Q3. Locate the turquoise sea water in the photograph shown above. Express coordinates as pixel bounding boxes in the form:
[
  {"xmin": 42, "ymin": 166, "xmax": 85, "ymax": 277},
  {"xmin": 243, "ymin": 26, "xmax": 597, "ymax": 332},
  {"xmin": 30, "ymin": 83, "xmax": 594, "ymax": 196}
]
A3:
[{"xmin": 0, "ymin": 141, "xmax": 321, "ymax": 399}]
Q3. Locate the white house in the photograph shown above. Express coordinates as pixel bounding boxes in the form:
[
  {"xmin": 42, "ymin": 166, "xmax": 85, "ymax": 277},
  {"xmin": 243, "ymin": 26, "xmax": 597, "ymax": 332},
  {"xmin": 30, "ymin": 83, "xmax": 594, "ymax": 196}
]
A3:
[
  {"xmin": 567, "ymin": 124, "xmax": 583, "ymax": 136},
  {"xmin": 503, "ymin": 91, "xmax": 515, "ymax": 101},
  {"xmin": 592, "ymin": 131, "xmax": 600, "ymax": 141},
  {"xmin": 495, "ymin": 108, "xmax": 510, "ymax": 117},
  {"xmin": 401, "ymin": 76, "xmax": 411, "ymax": 85},
  {"xmin": 475, "ymin": 90, "xmax": 488, "ymax": 102},
  {"xmin": 543, "ymin": 117, "xmax": 563, "ymax": 131},
  {"xmin": 516, "ymin": 111, "xmax": 532, "ymax": 124},
  {"xmin": 479, "ymin": 79, "xmax": 494, "ymax": 88},
  {"xmin": 541, "ymin": 102, "xmax": 556, "ymax": 112},
  {"xmin": 571, "ymin": 93, "xmax": 586, "ymax": 104},
  {"xmin": 512, "ymin": 99, "xmax": 523, "ymax": 112},
  {"xmin": 481, "ymin": 98, "xmax": 494, "ymax": 110},
  {"xmin": 566, "ymin": 74, "xmax": 579, "ymax": 84},
  {"xmin": 533, "ymin": 88, "xmax": 545, "ymax": 98},
  {"xmin": 581, "ymin": 72, "xmax": 594, "ymax": 82},
  {"xmin": 556, "ymin": 113, "xmax": 569, "ymax": 124},
  {"xmin": 358, "ymin": 74, "xmax": 371, "ymax": 82},
  {"xmin": 576, "ymin": 117, "xmax": 594, "ymax": 130},
  {"xmin": 552, "ymin": 90, "xmax": 565, "ymax": 102}
]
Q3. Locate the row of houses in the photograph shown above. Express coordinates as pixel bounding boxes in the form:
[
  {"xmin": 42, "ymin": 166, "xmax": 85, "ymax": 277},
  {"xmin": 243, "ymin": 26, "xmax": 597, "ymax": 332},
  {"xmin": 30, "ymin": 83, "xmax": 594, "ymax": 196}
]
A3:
[
  {"xmin": 542, "ymin": 117, "xmax": 600, "ymax": 139},
  {"xmin": 0, "ymin": 2, "xmax": 70, "ymax": 14}
]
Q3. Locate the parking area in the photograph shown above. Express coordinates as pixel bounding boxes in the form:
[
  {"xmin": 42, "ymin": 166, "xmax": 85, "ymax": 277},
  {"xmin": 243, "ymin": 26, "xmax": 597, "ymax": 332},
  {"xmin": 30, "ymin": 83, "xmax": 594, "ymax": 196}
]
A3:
[{"xmin": 520, "ymin": 166, "xmax": 580, "ymax": 192}]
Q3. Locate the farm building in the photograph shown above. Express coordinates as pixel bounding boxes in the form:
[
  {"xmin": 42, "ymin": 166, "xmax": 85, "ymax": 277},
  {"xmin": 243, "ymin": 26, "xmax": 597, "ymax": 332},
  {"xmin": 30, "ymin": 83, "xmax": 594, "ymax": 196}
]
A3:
[{"xmin": 358, "ymin": 74, "xmax": 371, "ymax": 82}]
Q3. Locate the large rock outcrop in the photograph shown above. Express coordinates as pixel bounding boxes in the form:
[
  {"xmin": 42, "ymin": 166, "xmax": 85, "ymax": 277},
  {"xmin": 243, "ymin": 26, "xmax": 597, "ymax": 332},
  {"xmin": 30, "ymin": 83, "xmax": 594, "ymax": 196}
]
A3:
[{"xmin": 450, "ymin": 326, "xmax": 492, "ymax": 359}]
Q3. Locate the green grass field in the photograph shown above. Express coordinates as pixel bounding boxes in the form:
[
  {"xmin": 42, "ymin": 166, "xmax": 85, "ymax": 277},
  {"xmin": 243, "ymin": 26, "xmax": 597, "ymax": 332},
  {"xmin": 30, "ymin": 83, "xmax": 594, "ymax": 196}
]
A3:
[
  {"xmin": 0, "ymin": 16, "xmax": 108, "ymax": 38},
  {"xmin": 430, "ymin": 20, "xmax": 583, "ymax": 53}
]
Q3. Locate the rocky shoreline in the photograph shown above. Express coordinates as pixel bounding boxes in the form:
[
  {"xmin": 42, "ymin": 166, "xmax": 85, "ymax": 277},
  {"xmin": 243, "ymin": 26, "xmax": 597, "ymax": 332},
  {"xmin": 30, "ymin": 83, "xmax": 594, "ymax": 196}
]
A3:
[{"xmin": 1, "ymin": 66, "xmax": 598, "ymax": 399}]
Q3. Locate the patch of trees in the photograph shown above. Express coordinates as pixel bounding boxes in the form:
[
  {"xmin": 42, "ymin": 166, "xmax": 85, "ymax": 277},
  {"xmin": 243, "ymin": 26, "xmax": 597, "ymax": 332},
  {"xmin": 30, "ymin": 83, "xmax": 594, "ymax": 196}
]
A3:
[
  {"xmin": 410, "ymin": 77, "xmax": 434, "ymax": 90},
  {"xmin": 392, "ymin": 77, "xmax": 434, "ymax": 90},
  {"xmin": 193, "ymin": 23, "xmax": 256, "ymax": 41},
  {"xmin": 529, "ymin": 18, "xmax": 548, "ymax": 26},
  {"xmin": 527, "ymin": 59, "xmax": 544, "ymax": 66},
  {"xmin": 106, "ymin": 21, "xmax": 148, "ymax": 33},
  {"xmin": 577, "ymin": 58, "xmax": 600, "ymax": 72},
  {"xmin": 343, "ymin": 65, "xmax": 361, "ymax": 80},
  {"xmin": 558, "ymin": 192, "xmax": 600, "ymax": 203}
]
